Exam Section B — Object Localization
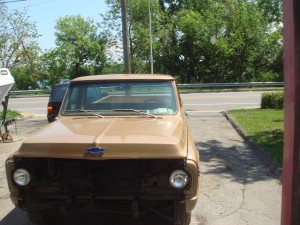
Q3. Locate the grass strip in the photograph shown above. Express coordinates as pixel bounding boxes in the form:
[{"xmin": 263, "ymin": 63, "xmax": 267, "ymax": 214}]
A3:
[
  {"xmin": 0, "ymin": 109, "xmax": 22, "ymax": 121},
  {"xmin": 228, "ymin": 108, "xmax": 283, "ymax": 165}
]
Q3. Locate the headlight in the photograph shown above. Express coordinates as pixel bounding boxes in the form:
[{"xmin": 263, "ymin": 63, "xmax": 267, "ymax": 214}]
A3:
[
  {"xmin": 13, "ymin": 168, "xmax": 31, "ymax": 186},
  {"xmin": 169, "ymin": 170, "xmax": 189, "ymax": 189}
]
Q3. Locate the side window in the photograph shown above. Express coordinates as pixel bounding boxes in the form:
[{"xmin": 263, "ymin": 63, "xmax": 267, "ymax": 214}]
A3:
[{"xmin": 66, "ymin": 87, "xmax": 80, "ymax": 110}]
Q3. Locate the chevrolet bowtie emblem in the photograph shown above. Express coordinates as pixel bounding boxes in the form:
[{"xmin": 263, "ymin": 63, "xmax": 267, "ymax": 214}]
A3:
[{"xmin": 86, "ymin": 147, "xmax": 105, "ymax": 155}]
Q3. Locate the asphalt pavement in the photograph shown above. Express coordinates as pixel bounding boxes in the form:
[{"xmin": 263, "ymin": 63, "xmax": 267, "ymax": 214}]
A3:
[
  {"xmin": 188, "ymin": 112, "xmax": 281, "ymax": 225},
  {"xmin": 0, "ymin": 111, "xmax": 282, "ymax": 225}
]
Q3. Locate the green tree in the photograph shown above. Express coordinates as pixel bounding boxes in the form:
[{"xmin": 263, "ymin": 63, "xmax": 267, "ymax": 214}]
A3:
[
  {"xmin": 102, "ymin": 0, "xmax": 151, "ymax": 73},
  {"xmin": 256, "ymin": 0, "xmax": 282, "ymax": 23},
  {"xmin": 53, "ymin": 15, "xmax": 107, "ymax": 78},
  {"xmin": 102, "ymin": 0, "xmax": 283, "ymax": 82},
  {"xmin": 103, "ymin": 0, "xmax": 181, "ymax": 74},
  {"xmin": 0, "ymin": 8, "xmax": 40, "ymax": 69},
  {"xmin": 211, "ymin": 0, "xmax": 270, "ymax": 81},
  {"xmin": 40, "ymin": 49, "xmax": 69, "ymax": 86},
  {"xmin": 0, "ymin": 5, "xmax": 42, "ymax": 90},
  {"xmin": 11, "ymin": 66, "xmax": 39, "ymax": 90}
]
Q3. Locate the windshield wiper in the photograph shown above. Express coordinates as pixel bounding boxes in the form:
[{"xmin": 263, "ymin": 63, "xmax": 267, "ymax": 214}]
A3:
[
  {"xmin": 65, "ymin": 109, "xmax": 104, "ymax": 118},
  {"xmin": 113, "ymin": 109, "xmax": 157, "ymax": 118}
]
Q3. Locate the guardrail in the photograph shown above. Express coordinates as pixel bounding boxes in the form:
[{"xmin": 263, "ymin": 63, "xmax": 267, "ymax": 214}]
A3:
[
  {"xmin": 177, "ymin": 82, "xmax": 284, "ymax": 88},
  {"xmin": 10, "ymin": 89, "xmax": 51, "ymax": 95},
  {"xmin": 9, "ymin": 82, "xmax": 284, "ymax": 95}
]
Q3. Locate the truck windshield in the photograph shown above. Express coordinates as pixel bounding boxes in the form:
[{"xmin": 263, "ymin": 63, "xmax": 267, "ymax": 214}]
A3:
[{"xmin": 61, "ymin": 81, "xmax": 178, "ymax": 116}]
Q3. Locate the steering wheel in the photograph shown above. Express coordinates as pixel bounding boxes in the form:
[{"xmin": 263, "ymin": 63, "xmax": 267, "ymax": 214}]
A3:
[{"xmin": 141, "ymin": 99, "xmax": 165, "ymax": 109}]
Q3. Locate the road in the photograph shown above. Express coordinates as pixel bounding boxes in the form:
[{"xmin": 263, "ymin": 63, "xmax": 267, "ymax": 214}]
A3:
[
  {"xmin": 0, "ymin": 91, "xmax": 282, "ymax": 225},
  {"xmin": 8, "ymin": 97, "xmax": 48, "ymax": 116},
  {"xmin": 181, "ymin": 91, "xmax": 261, "ymax": 113},
  {"xmin": 7, "ymin": 91, "xmax": 263, "ymax": 116}
]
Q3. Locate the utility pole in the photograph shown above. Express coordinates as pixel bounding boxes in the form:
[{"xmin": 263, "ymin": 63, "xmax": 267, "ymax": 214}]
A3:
[
  {"xmin": 148, "ymin": 0, "xmax": 153, "ymax": 74},
  {"xmin": 281, "ymin": 0, "xmax": 300, "ymax": 224},
  {"xmin": 121, "ymin": 0, "xmax": 130, "ymax": 74}
]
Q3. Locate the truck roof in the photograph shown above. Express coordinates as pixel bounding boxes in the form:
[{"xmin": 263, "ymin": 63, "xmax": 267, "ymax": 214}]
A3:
[{"xmin": 71, "ymin": 74, "xmax": 175, "ymax": 82}]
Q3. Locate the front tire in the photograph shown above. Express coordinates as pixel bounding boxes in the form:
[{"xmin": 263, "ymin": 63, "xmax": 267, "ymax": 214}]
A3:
[
  {"xmin": 26, "ymin": 197, "xmax": 60, "ymax": 225},
  {"xmin": 174, "ymin": 202, "xmax": 191, "ymax": 225}
]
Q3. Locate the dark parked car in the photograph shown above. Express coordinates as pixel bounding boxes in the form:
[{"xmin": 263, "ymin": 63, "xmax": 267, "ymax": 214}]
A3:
[{"xmin": 47, "ymin": 80, "xmax": 69, "ymax": 122}]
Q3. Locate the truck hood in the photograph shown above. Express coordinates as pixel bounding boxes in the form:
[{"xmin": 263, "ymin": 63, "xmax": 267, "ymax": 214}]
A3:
[{"xmin": 14, "ymin": 117, "xmax": 188, "ymax": 159}]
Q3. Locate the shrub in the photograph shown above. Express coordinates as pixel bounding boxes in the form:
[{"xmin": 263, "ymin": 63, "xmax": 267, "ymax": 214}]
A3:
[
  {"xmin": 253, "ymin": 72, "xmax": 283, "ymax": 82},
  {"xmin": 261, "ymin": 92, "xmax": 284, "ymax": 109},
  {"xmin": 0, "ymin": 109, "xmax": 22, "ymax": 121}
]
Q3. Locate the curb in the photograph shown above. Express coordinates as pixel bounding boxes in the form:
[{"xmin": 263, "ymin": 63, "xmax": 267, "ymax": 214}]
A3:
[{"xmin": 222, "ymin": 111, "xmax": 282, "ymax": 181}]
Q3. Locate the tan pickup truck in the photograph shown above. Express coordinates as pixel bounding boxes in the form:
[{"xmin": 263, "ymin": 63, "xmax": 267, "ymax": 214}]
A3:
[{"xmin": 5, "ymin": 74, "xmax": 200, "ymax": 225}]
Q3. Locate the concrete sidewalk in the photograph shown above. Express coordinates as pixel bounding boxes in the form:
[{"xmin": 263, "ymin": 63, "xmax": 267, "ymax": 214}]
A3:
[{"xmin": 188, "ymin": 112, "xmax": 282, "ymax": 225}]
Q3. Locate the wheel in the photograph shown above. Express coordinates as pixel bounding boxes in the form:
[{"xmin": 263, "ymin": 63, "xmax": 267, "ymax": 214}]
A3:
[
  {"xmin": 174, "ymin": 202, "xmax": 191, "ymax": 225},
  {"xmin": 47, "ymin": 118, "xmax": 55, "ymax": 123},
  {"xmin": 26, "ymin": 197, "xmax": 60, "ymax": 225},
  {"xmin": 183, "ymin": 212, "xmax": 191, "ymax": 225}
]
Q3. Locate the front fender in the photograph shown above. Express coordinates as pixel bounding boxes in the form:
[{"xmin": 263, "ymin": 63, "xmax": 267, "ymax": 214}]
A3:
[{"xmin": 5, "ymin": 157, "xmax": 20, "ymax": 208}]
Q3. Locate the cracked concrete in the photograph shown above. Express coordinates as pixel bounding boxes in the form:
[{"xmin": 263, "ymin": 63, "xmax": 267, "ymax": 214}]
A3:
[
  {"xmin": 0, "ymin": 117, "xmax": 49, "ymax": 221},
  {"xmin": 0, "ymin": 113, "xmax": 281, "ymax": 225},
  {"xmin": 188, "ymin": 112, "xmax": 281, "ymax": 225}
]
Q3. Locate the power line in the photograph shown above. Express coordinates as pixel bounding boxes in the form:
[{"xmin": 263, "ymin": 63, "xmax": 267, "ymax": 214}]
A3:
[
  {"xmin": 5, "ymin": 0, "xmax": 57, "ymax": 11},
  {"xmin": 0, "ymin": 0, "xmax": 27, "ymax": 4}
]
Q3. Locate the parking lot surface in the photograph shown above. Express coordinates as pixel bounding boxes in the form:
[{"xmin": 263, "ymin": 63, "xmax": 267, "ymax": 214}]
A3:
[{"xmin": 0, "ymin": 110, "xmax": 281, "ymax": 225}]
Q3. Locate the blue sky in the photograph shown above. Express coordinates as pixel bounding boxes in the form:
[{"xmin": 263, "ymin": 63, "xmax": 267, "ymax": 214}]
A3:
[{"xmin": 7, "ymin": 0, "xmax": 109, "ymax": 51}]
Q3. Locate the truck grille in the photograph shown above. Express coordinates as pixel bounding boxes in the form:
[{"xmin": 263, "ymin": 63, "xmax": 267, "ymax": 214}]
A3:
[{"xmin": 20, "ymin": 158, "xmax": 185, "ymax": 198}]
